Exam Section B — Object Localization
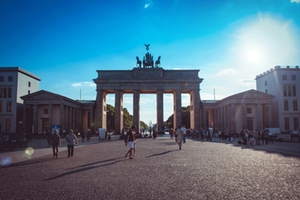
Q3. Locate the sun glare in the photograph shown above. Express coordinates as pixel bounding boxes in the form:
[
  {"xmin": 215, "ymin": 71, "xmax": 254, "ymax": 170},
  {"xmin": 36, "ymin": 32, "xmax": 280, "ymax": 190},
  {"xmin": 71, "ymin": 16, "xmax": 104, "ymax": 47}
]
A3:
[{"xmin": 233, "ymin": 14, "xmax": 297, "ymax": 68}]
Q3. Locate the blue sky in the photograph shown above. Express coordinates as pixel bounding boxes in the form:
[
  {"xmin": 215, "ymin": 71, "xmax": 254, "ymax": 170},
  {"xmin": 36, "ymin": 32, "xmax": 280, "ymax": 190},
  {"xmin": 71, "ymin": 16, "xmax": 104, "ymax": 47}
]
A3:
[{"xmin": 1, "ymin": 0, "xmax": 300, "ymax": 125}]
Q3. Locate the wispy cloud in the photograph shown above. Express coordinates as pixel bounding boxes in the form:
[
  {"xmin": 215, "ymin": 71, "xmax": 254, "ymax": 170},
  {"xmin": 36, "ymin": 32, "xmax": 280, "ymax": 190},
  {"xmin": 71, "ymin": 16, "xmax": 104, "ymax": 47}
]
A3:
[
  {"xmin": 144, "ymin": 0, "xmax": 153, "ymax": 8},
  {"xmin": 291, "ymin": 0, "xmax": 300, "ymax": 3},
  {"xmin": 71, "ymin": 81, "xmax": 96, "ymax": 87}
]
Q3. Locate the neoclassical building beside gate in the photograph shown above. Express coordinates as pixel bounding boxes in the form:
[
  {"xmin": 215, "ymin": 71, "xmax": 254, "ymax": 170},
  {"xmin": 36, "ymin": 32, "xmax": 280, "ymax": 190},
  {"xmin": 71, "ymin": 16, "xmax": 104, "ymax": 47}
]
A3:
[
  {"xmin": 21, "ymin": 90, "xmax": 94, "ymax": 135},
  {"xmin": 93, "ymin": 68, "xmax": 203, "ymax": 134},
  {"xmin": 202, "ymin": 89, "xmax": 275, "ymax": 133}
]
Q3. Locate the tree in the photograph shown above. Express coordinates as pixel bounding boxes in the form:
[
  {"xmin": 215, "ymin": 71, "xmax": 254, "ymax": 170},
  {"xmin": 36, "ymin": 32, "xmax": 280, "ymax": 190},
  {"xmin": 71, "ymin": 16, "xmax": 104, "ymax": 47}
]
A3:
[{"xmin": 165, "ymin": 106, "xmax": 190, "ymax": 128}]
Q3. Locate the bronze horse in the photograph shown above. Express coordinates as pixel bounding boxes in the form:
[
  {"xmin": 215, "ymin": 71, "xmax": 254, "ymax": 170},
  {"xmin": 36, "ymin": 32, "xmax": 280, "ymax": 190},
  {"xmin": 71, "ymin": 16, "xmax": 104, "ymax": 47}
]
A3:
[
  {"xmin": 136, "ymin": 56, "xmax": 142, "ymax": 68},
  {"xmin": 155, "ymin": 56, "xmax": 161, "ymax": 67}
]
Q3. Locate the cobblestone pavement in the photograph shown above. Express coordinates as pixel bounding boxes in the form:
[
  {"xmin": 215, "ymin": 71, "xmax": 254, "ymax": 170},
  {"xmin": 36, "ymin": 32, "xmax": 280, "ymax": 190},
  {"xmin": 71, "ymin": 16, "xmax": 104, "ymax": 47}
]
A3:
[{"xmin": 0, "ymin": 136, "xmax": 299, "ymax": 200}]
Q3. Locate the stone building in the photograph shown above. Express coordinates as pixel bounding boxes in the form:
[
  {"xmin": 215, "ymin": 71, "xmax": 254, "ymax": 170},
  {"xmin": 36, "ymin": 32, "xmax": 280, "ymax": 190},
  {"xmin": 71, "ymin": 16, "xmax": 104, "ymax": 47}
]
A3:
[
  {"xmin": 93, "ymin": 68, "xmax": 203, "ymax": 134},
  {"xmin": 255, "ymin": 65, "xmax": 300, "ymax": 132},
  {"xmin": 0, "ymin": 67, "xmax": 40, "ymax": 133},
  {"xmin": 202, "ymin": 89, "xmax": 274, "ymax": 133},
  {"xmin": 21, "ymin": 90, "xmax": 94, "ymax": 135}
]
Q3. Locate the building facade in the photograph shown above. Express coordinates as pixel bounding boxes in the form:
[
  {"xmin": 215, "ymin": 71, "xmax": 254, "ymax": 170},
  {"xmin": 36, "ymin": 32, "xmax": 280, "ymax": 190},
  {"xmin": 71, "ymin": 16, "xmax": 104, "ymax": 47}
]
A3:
[
  {"xmin": 202, "ymin": 90, "xmax": 274, "ymax": 133},
  {"xmin": 21, "ymin": 90, "xmax": 94, "ymax": 135},
  {"xmin": 256, "ymin": 65, "xmax": 300, "ymax": 132},
  {"xmin": 0, "ymin": 67, "xmax": 40, "ymax": 133}
]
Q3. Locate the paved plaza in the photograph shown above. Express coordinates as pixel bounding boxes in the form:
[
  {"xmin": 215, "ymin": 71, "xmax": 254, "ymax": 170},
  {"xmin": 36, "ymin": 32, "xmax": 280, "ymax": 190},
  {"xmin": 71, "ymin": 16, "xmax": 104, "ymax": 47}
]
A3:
[{"xmin": 0, "ymin": 135, "xmax": 299, "ymax": 200}]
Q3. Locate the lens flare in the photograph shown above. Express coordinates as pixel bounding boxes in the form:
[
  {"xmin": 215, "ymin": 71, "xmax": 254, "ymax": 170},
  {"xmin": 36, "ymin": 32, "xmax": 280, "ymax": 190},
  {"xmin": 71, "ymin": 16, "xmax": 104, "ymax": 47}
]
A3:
[
  {"xmin": 25, "ymin": 147, "xmax": 35, "ymax": 156},
  {"xmin": 1, "ymin": 156, "xmax": 12, "ymax": 167}
]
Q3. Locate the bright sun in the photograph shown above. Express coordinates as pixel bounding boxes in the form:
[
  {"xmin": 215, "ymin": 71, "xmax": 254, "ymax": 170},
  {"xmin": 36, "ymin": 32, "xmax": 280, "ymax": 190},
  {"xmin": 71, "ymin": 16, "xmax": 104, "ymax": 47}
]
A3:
[{"xmin": 234, "ymin": 13, "xmax": 296, "ymax": 67}]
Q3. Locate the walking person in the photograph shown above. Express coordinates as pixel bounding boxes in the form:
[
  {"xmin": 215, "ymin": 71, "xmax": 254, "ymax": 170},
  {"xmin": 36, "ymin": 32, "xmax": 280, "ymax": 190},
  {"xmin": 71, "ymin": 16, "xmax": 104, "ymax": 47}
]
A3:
[
  {"xmin": 181, "ymin": 125, "xmax": 187, "ymax": 143},
  {"xmin": 51, "ymin": 129, "xmax": 61, "ymax": 158},
  {"xmin": 65, "ymin": 129, "xmax": 78, "ymax": 158},
  {"xmin": 176, "ymin": 126, "xmax": 183, "ymax": 150},
  {"xmin": 125, "ymin": 125, "xmax": 136, "ymax": 159}
]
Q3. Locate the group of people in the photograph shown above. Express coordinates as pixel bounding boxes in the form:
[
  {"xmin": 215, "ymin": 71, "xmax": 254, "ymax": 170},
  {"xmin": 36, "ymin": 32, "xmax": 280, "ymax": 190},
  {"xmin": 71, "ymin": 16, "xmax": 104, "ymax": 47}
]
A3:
[
  {"xmin": 50, "ymin": 129, "xmax": 78, "ymax": 158},
  {"xmin": 239, "ymin": 129, "xmax": 272, "ymax": 147}
]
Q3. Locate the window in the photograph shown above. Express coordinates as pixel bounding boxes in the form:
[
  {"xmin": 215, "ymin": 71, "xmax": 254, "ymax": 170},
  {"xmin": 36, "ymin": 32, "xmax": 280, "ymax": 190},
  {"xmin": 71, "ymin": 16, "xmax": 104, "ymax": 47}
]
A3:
[
  {"xmin": 288, "ymin": 86, "xmax": 292, "ymax": 96},
  {"xmin": 0, "ymin": 101, "xmax": 2, "ymax": 112},
  {"xmin": 0, "ymin": 88, "xmax": 2, "ymax": 98},
  {"xmin": 292, "ymin": 86, "xmax": 296, "ymax": 97},
  {"xmin": 291, "ymin": 75, "xmax": 296, "ymax": 80},
  {"xmin": 247, "ymin": 118, "xmax": 253, "ymax": 130},
  {"xmin": 282, "ymin": 75, "xmax": 287, "ymax": 80},
  {"xmin": 294, "ymin": 117, "xmax": 299, "ymax": 130},
  {"xmin": 28, "ymin": 81, "xmax": 31, "ymax": 87},
  {"xmin": 0, "ymin": 76, "xmax": 3, "ymax": 82},
  {"xmin": 293, "ymin": 100, "xmax": 298, "ymax": 111},
  {"xmin": 284, "ymin": 117, "xmax": 289, "ymax": 130},
  {"xmin": 265, "ymin": 89, "xmax": 268, "ymax": 94},
  {"xmin": 283, "ymin": 85, "xmax": 287, "ymax": 96},
  {"xmin": 265, "ymin": 81, "xmax": 267, "ymax": 86},
  {"xmin": 6, "ymin": 118, "xmax": 11, "ymax": 132},
  {"xmin": 284, "ymin": 100, "xmax": 289, "ymax": 111},
  {"xmin": 247, "ymin": 108, "xmax": 252, "ymax": 114},
  {"xmin": 28, "ymin": 90, "xmax": 30, "ymax": 94},
  {"xmin": 43, "ymin": 108, "xmax": 48, "ymax": 114},
  {"xmin": 6, "ymin": 101, "xmax": 12, "ymax": 112},
  {"xmin": 8, "ymin": 76, "xmax": 13, "ymax": 82},
  {"xmin": 3, "ymin": 88, "xmax": 7, "ymax": 98},
  {"xmin": 8, "ymin": 88, "xmax": 12, "ymax": 98}
]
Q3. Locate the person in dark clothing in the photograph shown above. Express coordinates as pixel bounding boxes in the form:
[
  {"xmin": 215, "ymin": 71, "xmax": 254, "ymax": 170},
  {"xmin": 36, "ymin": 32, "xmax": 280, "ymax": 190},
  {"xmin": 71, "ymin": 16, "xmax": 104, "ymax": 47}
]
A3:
[
  {"xmin": 51, "ymin": 130, "xmax": 61, "ymax": 158},
  {"xmin": 125, "ymin": 126, "xmax": 136, "ymax": 159}
]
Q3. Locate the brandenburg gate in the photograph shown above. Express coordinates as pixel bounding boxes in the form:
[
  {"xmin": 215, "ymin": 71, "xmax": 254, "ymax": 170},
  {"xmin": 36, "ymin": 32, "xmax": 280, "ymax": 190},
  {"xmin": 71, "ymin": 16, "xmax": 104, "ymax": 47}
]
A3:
[{"xmin": 94, "ymin": 45, "xmax": 203, "ymax": 134}]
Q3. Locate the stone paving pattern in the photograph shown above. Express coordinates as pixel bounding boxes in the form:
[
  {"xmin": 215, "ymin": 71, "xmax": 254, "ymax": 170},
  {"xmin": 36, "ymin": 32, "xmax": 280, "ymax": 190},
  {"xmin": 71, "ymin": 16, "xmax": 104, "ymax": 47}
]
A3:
[{"xmin": 0, "ymin": 136, "xmax": 299, "ymax": 200}]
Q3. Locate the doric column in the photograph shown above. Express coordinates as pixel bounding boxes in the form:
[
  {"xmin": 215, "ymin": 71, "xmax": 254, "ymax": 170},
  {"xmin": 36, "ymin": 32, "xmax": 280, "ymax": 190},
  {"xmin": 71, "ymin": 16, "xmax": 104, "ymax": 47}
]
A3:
[
  {"xmin": 133, "ymin": 89, "xmax": 140, "ymax": 133},
  {"xmin": 60, "ymin": 103, "xmax": 64, "ymax": 131},
  {"xmin": 115, "ymin": 90, "xmax": 123, "ymax": 135},
  {"xmin": 242, "ymin": 103, "xmax": 247, "ymax": 129},
  {"xmin": 256, "ymin": 104, "xmax": 262, "ymax": 130},
  {"xmin": 78, "ymin": 108, "xmax": 82, "ymax": 131},
  {"xmin": 156, "ymin": 89, "xmax": 163, "ymax": 132},
  {"xmin": 49, "ymin": 104, "xmax": 53, "ymax": 130},
  {"xmin": 33, "ymin": 104, "xmax": 38, "ymax": 134},
  {"xmin": 231, "ymin": 104, "xmax": 236, "ymax": 132},
  {"xmin": 173, "ymin": 89, "xmax": 182, "ymax": 129},
  {"xmin": 95, "ymin": 89, "xmax": 106, "ymax": 130},
  {"xmin": 221, "ymin": 106, "xmax": 224, "ymax": 129},
  {"xmin": 71, "ymin": 107, "xmax": 75, "ymax": 130},
  {"xmin": 190, "ymin": 88, "xmax": 200, "ymax": 130},
  {"xmin": 65, "ymin": 106, "xmax": 69, "ymax": 130}
]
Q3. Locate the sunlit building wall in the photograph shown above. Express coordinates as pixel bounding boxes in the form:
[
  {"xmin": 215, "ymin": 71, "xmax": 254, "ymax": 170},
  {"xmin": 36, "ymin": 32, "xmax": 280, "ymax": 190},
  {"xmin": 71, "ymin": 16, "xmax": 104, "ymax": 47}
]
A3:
[{"xmin": 256, "ymin": 66, "xmax": 300, "ymax": 132}]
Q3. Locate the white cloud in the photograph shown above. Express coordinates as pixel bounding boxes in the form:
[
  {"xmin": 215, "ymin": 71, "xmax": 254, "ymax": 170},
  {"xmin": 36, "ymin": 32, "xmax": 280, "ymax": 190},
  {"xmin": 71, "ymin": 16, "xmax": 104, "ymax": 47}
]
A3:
[
  {"xmin": 71, "ymin": 81, "xmax": 96, "ymax": 87},
  {"xmin": 71, "ymin": 83, "xmax": 81, "ymax": 87},
  {"xmin": 144, "ymin": 0, "xmax": 153, "ymax": 8},
  {"xmin": 291, "ymin": 0, "xmax": 300, "ymax": 3}
]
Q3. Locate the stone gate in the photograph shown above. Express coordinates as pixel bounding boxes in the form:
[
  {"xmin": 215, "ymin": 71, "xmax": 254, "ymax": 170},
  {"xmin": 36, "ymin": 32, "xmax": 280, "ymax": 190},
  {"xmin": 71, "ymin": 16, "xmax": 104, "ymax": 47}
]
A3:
[{"xmin": 93, "ymin": 67, "xmax": 203, "ymax": 134}]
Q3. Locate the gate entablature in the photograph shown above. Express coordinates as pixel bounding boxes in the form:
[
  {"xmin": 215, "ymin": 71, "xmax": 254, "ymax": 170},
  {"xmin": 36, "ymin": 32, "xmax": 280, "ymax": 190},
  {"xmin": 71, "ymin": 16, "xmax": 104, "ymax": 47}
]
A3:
[{"xmin": 93, "ymin": 68, "xmax": 202, "ymax": 94}]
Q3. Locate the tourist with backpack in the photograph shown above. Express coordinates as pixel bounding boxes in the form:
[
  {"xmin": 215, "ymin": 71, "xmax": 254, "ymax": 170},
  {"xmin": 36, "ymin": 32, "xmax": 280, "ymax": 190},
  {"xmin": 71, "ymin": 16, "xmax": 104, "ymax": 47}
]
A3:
[{"xmin": 51, "ymin": 130, "xmax": 61, "ymax": 158}]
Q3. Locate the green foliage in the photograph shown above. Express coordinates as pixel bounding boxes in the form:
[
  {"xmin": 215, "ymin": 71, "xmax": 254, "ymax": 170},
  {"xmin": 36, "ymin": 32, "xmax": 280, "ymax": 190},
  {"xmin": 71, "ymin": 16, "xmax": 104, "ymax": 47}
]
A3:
[
  {"xmin": 122, "ymin": 107, "xmax": 133, "ymax": 128},
  {"xmin": 106, "ymin": 104, "xmax": 148, "ymax": 130},
  {"xmin": 165, "ymin": 106, "xmax": 190, "ymax": 128},
  {"xmin": 140, "ymin": 121, "xmax": 149, "ymax": 130}
]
